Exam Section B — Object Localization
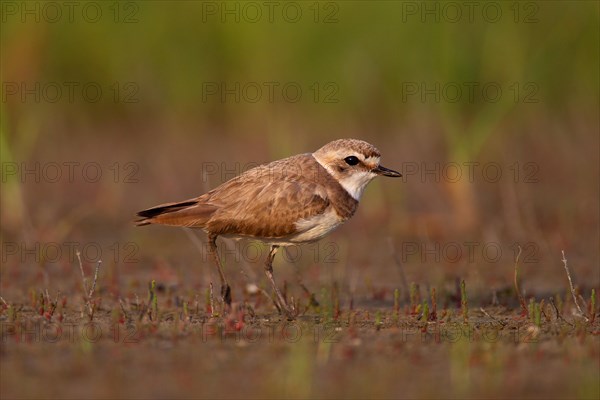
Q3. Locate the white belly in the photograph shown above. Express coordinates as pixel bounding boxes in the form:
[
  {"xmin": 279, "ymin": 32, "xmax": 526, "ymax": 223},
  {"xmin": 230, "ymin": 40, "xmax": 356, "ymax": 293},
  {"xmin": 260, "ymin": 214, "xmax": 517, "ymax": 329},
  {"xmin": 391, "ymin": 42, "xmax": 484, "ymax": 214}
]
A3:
[
  {"xmin": 287, "ymin": 208, "xmax": 344, "ymax": 244},
  {"xmin": 219, "ymin": 208, "xmax": 345, "ymax": 246}
]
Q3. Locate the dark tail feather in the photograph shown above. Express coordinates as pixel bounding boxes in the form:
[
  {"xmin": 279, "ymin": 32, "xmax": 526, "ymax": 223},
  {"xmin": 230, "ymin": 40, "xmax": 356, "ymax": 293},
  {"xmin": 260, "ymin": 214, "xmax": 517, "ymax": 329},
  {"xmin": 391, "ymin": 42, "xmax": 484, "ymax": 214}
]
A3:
[{"xmin": 135, "ymin": 200, "xmax": 199, "ymax": 226}]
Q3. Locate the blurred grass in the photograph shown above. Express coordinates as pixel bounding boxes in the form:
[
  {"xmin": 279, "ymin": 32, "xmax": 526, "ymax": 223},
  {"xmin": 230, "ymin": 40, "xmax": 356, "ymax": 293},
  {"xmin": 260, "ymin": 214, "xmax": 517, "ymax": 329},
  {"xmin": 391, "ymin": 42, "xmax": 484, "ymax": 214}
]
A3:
[
  {"xmin": 1, "ymin": 1, "xmax": 598, "ymax": 285},
  {"xmin": 2, "ymin": 2, "xmax": 597, "ymax": 129}
]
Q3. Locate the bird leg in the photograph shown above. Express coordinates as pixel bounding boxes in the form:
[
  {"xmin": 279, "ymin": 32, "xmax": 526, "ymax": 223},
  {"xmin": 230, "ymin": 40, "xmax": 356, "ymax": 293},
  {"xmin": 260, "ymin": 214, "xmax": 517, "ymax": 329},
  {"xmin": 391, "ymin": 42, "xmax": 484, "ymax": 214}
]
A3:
[
  {"xmin": 264, "ymin": 245, "xmax": 295, "ymax": 319},
  {"xmin": 208, "ymin": 234, "xmax": 232, "ymax": 306}
]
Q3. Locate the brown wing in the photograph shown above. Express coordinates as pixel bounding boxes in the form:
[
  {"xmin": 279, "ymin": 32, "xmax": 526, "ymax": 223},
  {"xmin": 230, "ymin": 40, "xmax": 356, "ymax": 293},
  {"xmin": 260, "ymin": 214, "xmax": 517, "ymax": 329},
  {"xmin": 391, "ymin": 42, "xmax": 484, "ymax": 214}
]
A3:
[
  {"xmin": 135, "ymin": 198, "xmax": 217, "ymax": 227},
  {"xmin": 135, "ymin": 153, "xmax": 347, "ymax": 236},
  {"xmin": 204, "ymin": 154, "xmax": 331, "ymax": 238}
]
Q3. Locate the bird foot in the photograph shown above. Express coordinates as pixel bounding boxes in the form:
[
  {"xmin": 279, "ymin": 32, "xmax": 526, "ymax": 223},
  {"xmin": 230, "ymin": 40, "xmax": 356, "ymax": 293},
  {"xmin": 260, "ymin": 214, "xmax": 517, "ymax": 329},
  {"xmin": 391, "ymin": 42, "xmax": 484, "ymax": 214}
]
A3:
[{"xmin": 273, "ymin": 294, "xmax": 297, "ymax": 320}]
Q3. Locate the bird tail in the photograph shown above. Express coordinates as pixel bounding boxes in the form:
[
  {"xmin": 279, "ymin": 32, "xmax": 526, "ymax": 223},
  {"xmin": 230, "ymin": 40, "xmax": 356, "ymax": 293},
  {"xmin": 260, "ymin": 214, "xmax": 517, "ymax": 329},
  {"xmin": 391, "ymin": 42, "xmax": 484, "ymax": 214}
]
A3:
[{"xmin": 135, "ymin": 199, "xmax": 216, "ymax": 228}]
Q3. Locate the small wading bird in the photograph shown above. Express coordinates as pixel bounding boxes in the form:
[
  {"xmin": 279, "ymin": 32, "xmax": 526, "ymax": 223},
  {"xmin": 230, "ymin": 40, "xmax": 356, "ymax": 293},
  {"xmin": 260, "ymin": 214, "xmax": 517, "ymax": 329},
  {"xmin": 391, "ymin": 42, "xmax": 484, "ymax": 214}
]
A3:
[{"xmin": 136, "ymin": 138, "xmax": 401, "ymax": 318}]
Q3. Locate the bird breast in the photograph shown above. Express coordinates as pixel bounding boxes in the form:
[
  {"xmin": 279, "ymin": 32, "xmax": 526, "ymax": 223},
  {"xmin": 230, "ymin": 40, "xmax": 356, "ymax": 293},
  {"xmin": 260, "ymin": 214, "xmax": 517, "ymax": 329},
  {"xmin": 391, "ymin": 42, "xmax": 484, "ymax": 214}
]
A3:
[{"xmin": 290, "ymin": 207, "xmax": 345, "ymax": 243}]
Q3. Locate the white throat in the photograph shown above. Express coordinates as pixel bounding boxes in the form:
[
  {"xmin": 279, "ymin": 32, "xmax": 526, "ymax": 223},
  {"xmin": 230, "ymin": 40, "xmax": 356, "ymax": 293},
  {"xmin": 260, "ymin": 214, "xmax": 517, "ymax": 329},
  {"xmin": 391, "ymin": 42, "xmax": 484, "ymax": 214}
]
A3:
[
  {"xmin": 312, "ymin": 154, "xmax": 376, "ymax": 201},
  {"xmin": 337, "ymin": 171, "xmax": 377, "ymax": 200}
]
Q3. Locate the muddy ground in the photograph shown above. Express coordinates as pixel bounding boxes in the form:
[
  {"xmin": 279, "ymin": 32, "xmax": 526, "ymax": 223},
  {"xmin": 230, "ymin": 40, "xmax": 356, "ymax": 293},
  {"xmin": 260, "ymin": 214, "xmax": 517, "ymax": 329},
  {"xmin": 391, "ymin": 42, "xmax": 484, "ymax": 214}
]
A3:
[{"xmin": 1, "ymin": 258, "xmax": 598, "ymax": 399}]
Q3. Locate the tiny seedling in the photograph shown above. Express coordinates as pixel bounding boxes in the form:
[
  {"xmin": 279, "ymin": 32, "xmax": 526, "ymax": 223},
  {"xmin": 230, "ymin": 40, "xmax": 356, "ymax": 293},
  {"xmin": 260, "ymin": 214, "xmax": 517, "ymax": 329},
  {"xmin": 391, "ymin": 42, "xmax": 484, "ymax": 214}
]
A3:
[
  {"xmin": 332, "ymin": 281, "xmax": 340, "ymax": 320},
  {"xmin": 460, "ymin": 280, "xmax": 468, "ymax": 324},
  {"xmin": 421, "ymin": 301, "xmax": 429, "ymax": 322},
  {"xmin": 513, "ymin": 246, "xmax": 528, "ymax": 316},
  {"xmin": 375, "ymin": 310, "xmax": 383, "ymax": 331},
  {"xmin": 528, "ymin": 298, "xmax": 542, "ymax": 328},
  {"xmin": 393, "ymin": 288, "xmax": 400, "ymax": 324},
  {"xmin": 182, "ymin": 300, "xmax": 189, "ymax": 321},
  {"xmin": 409, "ymin": 282, "xmax": 419, "ymax": 315},
  {"xmin": 148, "ymin": 280, "xmax": 158, "ymax": 321},
  {"xmin": 430, "ymin": 287, "xmax": 437, "ymax": 321},
  {"xmin": 590, "ymin": 289, "xmax": 596, "ymax": 324}
]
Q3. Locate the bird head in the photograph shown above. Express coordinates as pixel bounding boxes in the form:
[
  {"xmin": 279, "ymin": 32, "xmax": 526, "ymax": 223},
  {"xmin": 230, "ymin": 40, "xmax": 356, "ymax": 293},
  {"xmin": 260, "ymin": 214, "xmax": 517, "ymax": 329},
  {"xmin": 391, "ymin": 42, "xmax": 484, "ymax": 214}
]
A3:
[{"xmin": 313, "ymin": 138, "xmax": 401, "ymax": 200}]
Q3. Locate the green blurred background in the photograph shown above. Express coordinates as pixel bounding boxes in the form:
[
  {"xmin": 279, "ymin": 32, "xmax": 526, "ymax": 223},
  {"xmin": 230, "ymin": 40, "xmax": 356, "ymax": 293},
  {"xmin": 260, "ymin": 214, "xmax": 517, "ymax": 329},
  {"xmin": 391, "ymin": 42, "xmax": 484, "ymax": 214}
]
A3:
[{"xmin": 1, "ymin": 1, "xmax": 599, "ymax": 297}]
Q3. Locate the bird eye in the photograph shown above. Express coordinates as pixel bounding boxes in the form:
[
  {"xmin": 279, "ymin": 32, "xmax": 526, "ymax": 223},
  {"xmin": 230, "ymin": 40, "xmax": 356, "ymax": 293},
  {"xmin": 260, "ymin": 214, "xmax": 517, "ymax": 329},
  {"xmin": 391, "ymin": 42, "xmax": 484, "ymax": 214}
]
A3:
[{"xmin": 344, "ymin": 156, "xmax": 360, "ymax": 166}]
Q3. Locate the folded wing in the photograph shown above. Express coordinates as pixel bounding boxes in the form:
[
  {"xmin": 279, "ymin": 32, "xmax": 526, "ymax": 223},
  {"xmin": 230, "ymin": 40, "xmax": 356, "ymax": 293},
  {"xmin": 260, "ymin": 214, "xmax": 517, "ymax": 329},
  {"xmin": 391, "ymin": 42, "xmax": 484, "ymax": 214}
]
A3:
[{"xmin": 136, "ymin": 154, "xmax": 333, "ymax": 239}]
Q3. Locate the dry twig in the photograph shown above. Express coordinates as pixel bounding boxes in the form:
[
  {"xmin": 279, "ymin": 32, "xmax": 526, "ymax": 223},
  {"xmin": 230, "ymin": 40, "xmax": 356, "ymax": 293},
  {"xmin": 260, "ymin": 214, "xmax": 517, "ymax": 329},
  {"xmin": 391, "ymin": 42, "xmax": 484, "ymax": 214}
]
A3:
[
  {"xmin": 549, "ymin": 296, "xmax": 573, "ymax": 326},
  {"xmin": 118, "ymin": 298, "xmax": 131, "ymax": 321},
  {"xmin": 561, "ymin": 250, "xmax": 588, "ymax": 321},
  {"xmin": 513, "ymin": 245, "xmax": 528, "ymax": 315},
  {"xmin": 76, "ymin": 250, "xmax": 88, "ymax": 294},
  {"xmin": 209, "ymin": 282, "xmax": 216, "ymax": 317},
  {"xmin": 76, "ymin": 250, "xmax": 102, "ymax": 319},
  {"xmin": 296, "ymin": 272, "xmax": 319, "ymax": 308},
  {"xmin": 479, "ymin": 307, "xmax": 507, "ymax": 327},
  {"xmin": 48, "ymin": 290, "xmax": 61, "ymax": 318},
  {"xmin": 88, "ymin": 260, "xmax": 102, "ymax": 299}
]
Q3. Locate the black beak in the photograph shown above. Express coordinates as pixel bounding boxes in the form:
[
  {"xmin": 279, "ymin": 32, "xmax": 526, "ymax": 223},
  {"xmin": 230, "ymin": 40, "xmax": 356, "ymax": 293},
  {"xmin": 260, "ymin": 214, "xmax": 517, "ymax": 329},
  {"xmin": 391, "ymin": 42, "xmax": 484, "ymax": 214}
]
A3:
[{"xmin": 373, "ymin": 165, "xmax": 402, "ymax": 177}]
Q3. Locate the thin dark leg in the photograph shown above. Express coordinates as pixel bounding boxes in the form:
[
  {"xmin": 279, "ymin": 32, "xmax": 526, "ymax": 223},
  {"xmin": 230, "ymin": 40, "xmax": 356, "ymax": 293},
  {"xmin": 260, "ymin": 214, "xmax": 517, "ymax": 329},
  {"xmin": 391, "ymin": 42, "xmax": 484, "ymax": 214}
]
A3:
[
  {"xmin": 264, "ymin": 245, "xmax": 295, "ymax": 319},
  {"xmin": 208, "ymin": 234, "xmax": 231, "ymax": 305}
]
